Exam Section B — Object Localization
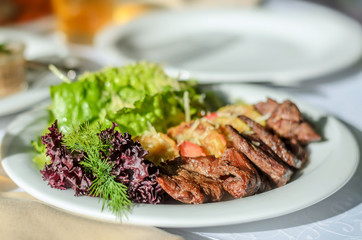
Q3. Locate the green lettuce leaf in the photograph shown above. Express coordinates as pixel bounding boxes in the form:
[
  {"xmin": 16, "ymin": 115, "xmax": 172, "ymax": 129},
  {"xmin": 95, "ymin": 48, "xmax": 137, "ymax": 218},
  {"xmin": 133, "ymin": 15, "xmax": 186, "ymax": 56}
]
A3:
[
  {"xmin": 31, "ymin": 139, "xmax": 51, "ymax": 170},
  {"xmin": 48, "ymin": 62, "xmax": 205, "ymax": 135}
]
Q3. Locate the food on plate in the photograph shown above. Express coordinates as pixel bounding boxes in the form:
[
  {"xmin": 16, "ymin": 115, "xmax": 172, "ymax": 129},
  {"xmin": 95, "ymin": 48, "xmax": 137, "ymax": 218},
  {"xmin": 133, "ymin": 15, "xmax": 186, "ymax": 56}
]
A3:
[
  {"xmin": 33, "ymin": 62, "xmax": 321, "ymax": 217},
  {"xmin": 238, "ymin": 115, "xmax": 305, "ymax": 169},
  {"xmin": 254, "ymin": 98, "xmax": 322, "ymax": 144},
  {"xmin": 154, "ymin": 97, "xmax": 321, "ymax": 203},
  {"xmin": 157, "ymin": 148, "xmax": 261, "ymax": 203},
  {"xmin": 40, "ymin": 120, "xmax": 163, "ymax": 216},
  {"xmin": 135, "ymin": 131, "xmax": 179, "ymax": 165},
  {"xmin": 33, "ymin": 61, "xmax": 205, "ymax": 216},
  {"xmin": 48, "ymin": 61, "xmax": 205, "ymax": 135},
  {"xmin": 224, "ymin": 125, "xmax": 293, "ymax": 187}
]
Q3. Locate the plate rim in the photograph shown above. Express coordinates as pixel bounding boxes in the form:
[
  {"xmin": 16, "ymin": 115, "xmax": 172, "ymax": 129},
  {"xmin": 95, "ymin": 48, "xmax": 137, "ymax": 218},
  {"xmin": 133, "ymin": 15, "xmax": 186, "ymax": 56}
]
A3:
[{"xmin": 1, "ymin": 84, "xmax": 360, "ymax": 228}]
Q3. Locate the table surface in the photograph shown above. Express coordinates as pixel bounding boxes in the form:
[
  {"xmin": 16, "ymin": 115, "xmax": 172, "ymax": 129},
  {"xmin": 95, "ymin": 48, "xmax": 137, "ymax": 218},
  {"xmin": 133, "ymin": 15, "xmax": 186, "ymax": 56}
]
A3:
[{"xmin": 1, "ymin": 4, "xmax": 362, "ymax": 240}]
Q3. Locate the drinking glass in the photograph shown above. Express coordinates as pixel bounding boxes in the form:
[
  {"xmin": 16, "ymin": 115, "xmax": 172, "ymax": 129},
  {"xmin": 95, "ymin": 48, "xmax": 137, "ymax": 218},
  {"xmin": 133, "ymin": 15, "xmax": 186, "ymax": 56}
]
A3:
[
  {"xmin": 0, "ymin": 41, "xmax": 26, "ymax": 98},
  {"xmin": 51, "ymin": 0, "xmax": 114, "ymax": 44}
]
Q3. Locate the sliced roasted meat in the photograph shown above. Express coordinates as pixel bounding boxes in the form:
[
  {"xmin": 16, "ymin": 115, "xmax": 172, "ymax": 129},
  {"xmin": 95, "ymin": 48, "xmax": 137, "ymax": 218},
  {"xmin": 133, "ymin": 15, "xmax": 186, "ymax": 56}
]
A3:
[
  {"xmin": 257, "ymin": 171, "xmax": 275, "ymax": 193},
  {"xmin": 156, "ymin": 168, "xmax": 224, "ymax": 204},
  {"xmin": 292, "ymin": 122, "xmax": 321, "ymax": 144},
  {"xmin": 219, "ymin": 148, "xmax": 261, "ymax": 198},
  {"xmin": 255, "ymin": 98, "xmax": 321, "ymax": 144},
  {"xmin": 156, "ymin": 171, "xmax": 205, "ymax": 204},
  {"xmin": 178, "ymin": 148, "xmax": 261, "ymax": 198},
  {"xmin": 224, "ymin": 125, "xmax": 293, "ymax": 187},
  {"xmin": 267, "ymin": 100, "xmax": 321, "ymax": 144},
  {"xmin": 284, "ymin": 138, "xmax": 308, "ymax": 166},
  {"xmin": 254, "ymin": 98, "xmax": 279, "ymax": 115},
  {"xmin": 177, "ymin": 169, "xmax": 224, "ymax": 202},
  {"xmin": 239, "ymin": 115, "xmax": 303, "ymax": 168}
]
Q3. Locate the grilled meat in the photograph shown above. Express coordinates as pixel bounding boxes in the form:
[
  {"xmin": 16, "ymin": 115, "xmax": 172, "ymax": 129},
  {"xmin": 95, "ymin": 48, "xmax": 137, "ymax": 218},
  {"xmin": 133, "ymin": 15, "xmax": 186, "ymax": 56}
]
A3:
[
  {"xmin": 179, "ymin": 148, "xmax": 260, "ymax": 198},
  {"xmin": 157, "ymin": 168, "xmax": 224, "ymax": 204},
  {"xmin": 255, "ymin": 99, "xmax": 321, "ymax": 144},
  {"xmin": 284, "ymin": 138, "xmax": 309, "ymax": 166},
  {"xmin": 254, "ymin": 98, "xmax": 279, "ymax": 115},
  {"xmin": 291, "ymin": 122, "xmax": 321, "ymax": 145},
  {"xmin": 154, "ymin": 98, "xmax": 320, "ymax": 204},
  {"xmin": 224, "ymin": 125, "xmax": 294, "ymax": 187},
  {"xmin": 239, "ymin": 115, "xmax": 304, "ymax": 168},
  {"xmin": 178, "ymin": 169, "xmax": 224, "ymax": 202},
  {"xmin": 257, "ymin": 171, "xmax": 275, "ymax": 193},
  {"xmin": 156, "ymin": 170, "xmax": 205, "ymax": 204},
  {"xmin": 157, "ymin": 148, "xmax": 261, "ymax": 200},
  {"xmin": 219, "ymin": 148, "xmax": 261, "ymax": 198}
]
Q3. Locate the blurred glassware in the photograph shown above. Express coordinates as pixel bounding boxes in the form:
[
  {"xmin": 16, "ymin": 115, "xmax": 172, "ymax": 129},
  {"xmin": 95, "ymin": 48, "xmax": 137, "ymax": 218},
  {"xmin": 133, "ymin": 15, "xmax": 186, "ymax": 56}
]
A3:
[
  {"xmin": 51, "ymin": 0, "xmax": 115, "ymax": 44},
  {"xmin": 0, "ymin": 41, "xmax": 26, "ymax": 98}
]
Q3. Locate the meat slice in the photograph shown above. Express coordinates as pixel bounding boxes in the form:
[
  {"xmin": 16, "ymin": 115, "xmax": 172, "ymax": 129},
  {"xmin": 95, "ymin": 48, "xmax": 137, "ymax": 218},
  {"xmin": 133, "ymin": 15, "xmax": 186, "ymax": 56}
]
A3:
[
  {"xmin": 292, "ymin": 122, "xmax": 322, "ymax": 145},
  {"xmin": 224, "ymin": 125, "xmax": 293, "ymax": 187},
  {"xmin": 239, "ymin": 115, "xmax": 303, "ymax": 168},
  {"xmin": 178, "ymin": 148, "xmax": 261, "ymax": 198},
  {"xmin": 156, "ymin": 168, "xmax": 224, "ymax": 204},
  {"xmin": 257, "ymin": 171, "xmax": 275, "ymax": 193},
  {"xmin": 285, "ymin": 138, "xmax": 308, "ymax": 166},
  {"xmin": 257, "ymin": 99, "xmax": 321, "ymax": 144},
  {"xmin": 254, "ymin": 98, "xmax": 279, "ymax": 115},
  {"xmin": 219, "ymin": 149, "xmax": 261, "ymax": 198},
  {"xmin": 156, "ymin": 171, "xmax": 205, "ymax": 204},
  {"xmin": 178, "ymin": 169, "xmax": 224, "ymax": 202}
]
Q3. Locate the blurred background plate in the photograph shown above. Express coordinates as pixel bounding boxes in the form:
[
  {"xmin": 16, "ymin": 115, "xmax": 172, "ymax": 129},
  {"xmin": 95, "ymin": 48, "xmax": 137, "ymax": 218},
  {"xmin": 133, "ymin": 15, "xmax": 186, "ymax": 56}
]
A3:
[{"xmin": 96, "ymin": 0, "xmax": 362, "ymax": 84}]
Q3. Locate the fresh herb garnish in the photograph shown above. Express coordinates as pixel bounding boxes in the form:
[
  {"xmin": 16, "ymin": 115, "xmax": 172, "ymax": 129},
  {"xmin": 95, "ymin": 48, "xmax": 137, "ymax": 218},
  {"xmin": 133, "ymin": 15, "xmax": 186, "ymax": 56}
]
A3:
[
  {"xmin": 38, "ymin": 120, "xmax": 164, "ymax": 218},
  {"xmin": 63, "ymin": 122, "xmax": 132, "ymax": 217}
]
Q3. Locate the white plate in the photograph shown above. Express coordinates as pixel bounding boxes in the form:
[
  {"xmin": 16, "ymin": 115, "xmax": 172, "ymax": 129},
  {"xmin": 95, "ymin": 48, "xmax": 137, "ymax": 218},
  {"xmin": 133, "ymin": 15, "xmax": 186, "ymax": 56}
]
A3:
[
  {"xmin": 96, "ymin": 1, "xmax": 362, "ymax": 84},
  {"xmin": 1, "ymin": 84, "xmax": 359, "ymax": 228},
  {"xmin": 0, "ymin": 28, "xmax": 66, "ymax": 116}
]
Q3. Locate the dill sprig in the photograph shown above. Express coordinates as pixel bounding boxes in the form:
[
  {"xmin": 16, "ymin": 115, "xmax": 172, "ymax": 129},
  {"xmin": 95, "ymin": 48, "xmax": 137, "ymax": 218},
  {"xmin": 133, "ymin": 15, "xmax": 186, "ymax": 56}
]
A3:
[{"xmin": 63, "ymin": 122, "xmax": 132, "ymax": 218}]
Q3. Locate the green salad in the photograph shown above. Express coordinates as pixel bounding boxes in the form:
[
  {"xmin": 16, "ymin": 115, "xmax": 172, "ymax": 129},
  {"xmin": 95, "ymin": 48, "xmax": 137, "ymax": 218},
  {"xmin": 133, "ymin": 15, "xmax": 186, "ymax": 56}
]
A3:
[
  {"xmin": 32, "ymin": 61, "xmax": 210, "ymax": 217},
  {"xmin": 49, "ymin": 61, "xmax": 205, "ymax": 135}
]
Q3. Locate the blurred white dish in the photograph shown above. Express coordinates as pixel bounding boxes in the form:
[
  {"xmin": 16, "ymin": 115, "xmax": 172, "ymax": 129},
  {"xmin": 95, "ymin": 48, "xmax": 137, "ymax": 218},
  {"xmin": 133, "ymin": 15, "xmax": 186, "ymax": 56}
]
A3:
[
  {"xmin": 96, "ymin": 1, "xmax": 362, "ymax": 83},
  {"xmin": 1, "ymin": 84, "xmax": 359, "ymax": 228},
  {"xmin": 0, "ymin": 28, "xmax": 65, "ymax": 116}
]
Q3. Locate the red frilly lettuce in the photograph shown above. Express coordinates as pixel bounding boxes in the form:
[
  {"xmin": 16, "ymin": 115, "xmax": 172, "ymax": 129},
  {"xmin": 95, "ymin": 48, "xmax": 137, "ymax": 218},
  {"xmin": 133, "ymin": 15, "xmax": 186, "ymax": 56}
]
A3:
[{"xmin": 40, "ymin": 121, "xmax": 164, "ymax": 204}]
